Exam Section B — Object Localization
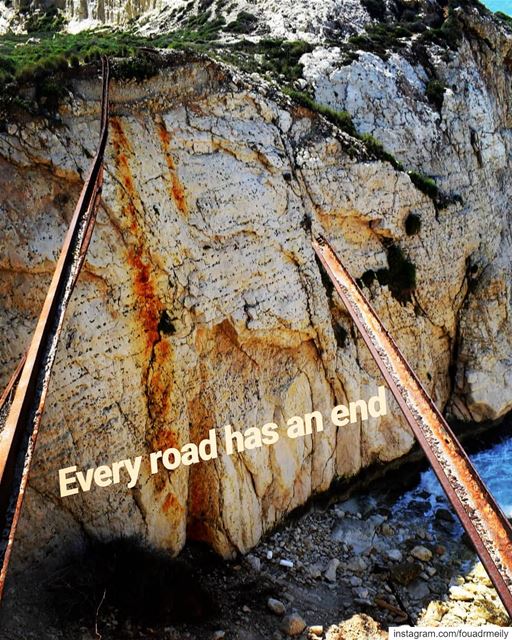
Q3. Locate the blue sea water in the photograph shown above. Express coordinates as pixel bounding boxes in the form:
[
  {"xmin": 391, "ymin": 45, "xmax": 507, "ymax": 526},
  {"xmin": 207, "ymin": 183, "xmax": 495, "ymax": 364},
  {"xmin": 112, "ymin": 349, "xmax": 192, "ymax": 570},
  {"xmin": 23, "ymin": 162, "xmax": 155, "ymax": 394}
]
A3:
[
  {"xmin": 394, "ymin": 435, "xmax": 512, "ymax": 520},
  {"xmin": 482, "ymin": 0, "xmax": 512, "ymax": 15},
  {"xmin": 470, "ymin": 439, "xmax": 512, "ymax": 516}
]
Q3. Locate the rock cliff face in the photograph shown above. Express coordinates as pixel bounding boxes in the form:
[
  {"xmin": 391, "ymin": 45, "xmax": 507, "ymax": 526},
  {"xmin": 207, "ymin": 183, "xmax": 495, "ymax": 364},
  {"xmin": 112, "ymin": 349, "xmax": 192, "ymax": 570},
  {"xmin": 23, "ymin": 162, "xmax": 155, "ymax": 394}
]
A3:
[
  {"xmin": 3, "ymin": 0, "xmax": 371, "ymax": 35},
  {"xmin": 0, "ymin": 2, "xmax": 511, "ymax": 566},
  {"xmin": 301, "ymin": 8, "xmax": 512, "ymax": 423}
]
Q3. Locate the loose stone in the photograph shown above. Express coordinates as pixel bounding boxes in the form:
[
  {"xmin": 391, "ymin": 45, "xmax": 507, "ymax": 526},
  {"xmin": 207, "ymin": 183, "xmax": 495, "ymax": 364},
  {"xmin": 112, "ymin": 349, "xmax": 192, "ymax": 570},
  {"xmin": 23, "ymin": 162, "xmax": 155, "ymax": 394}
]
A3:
[
  {"xmin": 411, "ymin": 545, "xmax": 433, "ymax": 562},
  {"xmin": 281, "ymin": 613, "xmax": 307, "ymax": 636},
  {"xmin": 268, "ymin": 598, "xmax": 286, "ymax": 616}
]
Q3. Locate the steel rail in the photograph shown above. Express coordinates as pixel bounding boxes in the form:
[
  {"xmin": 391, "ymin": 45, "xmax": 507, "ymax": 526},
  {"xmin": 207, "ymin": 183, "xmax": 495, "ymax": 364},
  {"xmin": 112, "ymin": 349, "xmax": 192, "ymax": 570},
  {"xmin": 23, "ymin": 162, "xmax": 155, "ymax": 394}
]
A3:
[
  {"xmin": 0, "ymin": 57, "xmax": 110, "ymax": 599},
  {"xmin": 0, "ymin": 356, "xmax": 26, "ymax": 417},
  {"xmin": 313, "ymin": 235, "xmax": 512, "ymax": 618}
]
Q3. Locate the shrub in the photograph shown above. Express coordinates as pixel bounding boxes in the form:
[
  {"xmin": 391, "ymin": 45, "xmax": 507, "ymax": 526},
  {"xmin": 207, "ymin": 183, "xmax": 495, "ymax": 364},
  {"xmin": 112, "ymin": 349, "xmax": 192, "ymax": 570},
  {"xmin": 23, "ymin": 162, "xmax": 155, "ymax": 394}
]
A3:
[
  {"xmin": 425, "ymin": 78, "xmax": 446, "ymax": 110},
  {"xmin": 15, "ymin": 62, "xmax": 46, "ymax": 82},
  {"xmin": 419, "ymin": 10, "xmax": 463, "ymax": 50},
  {"xmin": 0, "ymin": 55, "xmax": 15, "ymax": 76},
  {"xmin": 222, "ymin": 39, "xmax": 313, "ymax": 83},
  {"xmin": 47, "ymin": 54, "xmax": 69, "ymax": 72},
  {"xmin": 113, "ymin": 54, "xmax": 157, "ymax": 81},
  {"xmin": 347, "ymin": 22, "xmax": 412, "ymax": 60},
  {"xmin": 405, "ymin": 213, "xmax": 422, "ymax": 236},
  {"xmin": 496, "ymin": 11, "xmax": 512, "ymax": 28},
  {"xmin": 36, "ymin": 77, "xmax": 68, "ymax": 110},
  {"xmin": 83, "ymin": 46, "xmax": 104, "ymax": 63},
  {"xmin": 225, "ymin": 11, "xmax": 258, "ymax": 34},
  {"xmin": 377, "ymin": 244, "xmax": 417, "ymax": 304},
  {"xmin": 170, "ymin": 14, "xmax": 226, "ymax": 44},
  {"xmin": 361, "ymin": 0, "xmax": 386, "ymax": 21},
  {"xmin": 25, "ymin": 7, "xmax": 66, "ymax": 34}
]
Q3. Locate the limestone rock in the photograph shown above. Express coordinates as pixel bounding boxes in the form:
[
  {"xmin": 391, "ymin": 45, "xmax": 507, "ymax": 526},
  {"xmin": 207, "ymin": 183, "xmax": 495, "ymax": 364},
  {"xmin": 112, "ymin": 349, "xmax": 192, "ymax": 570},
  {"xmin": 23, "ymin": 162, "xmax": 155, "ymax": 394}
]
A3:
[
  {"xmin": 326, "ymin": 614, "xmax": 386, "ymax": 640},
  {"xmin": 411, "ymin": 546, "xmax": 433, "ymax": 562},
  {"xmin": 385, "ymin": 549, "xmax": 403, "ymax": 562},
  {"xmin": 301, "ymin": 8, "xmax": 512, "ymax": 424},
  {"xmin": 421, "ymin": 601, "xmax": 448, "ymax": 625},
  {"xmin": 3, "ymin": 0, "xmax": 372, "ymax": 36},
  {"xmin": 324, "ymin": 558, "xmax": 340, "ymax": 582},
  {"xmin": 449, "ymin": 586, "xmax": 475, "ymax": 602},
  {"xmin": 281, "ymin": 613, "xmax": 307, "ymax": 636}
]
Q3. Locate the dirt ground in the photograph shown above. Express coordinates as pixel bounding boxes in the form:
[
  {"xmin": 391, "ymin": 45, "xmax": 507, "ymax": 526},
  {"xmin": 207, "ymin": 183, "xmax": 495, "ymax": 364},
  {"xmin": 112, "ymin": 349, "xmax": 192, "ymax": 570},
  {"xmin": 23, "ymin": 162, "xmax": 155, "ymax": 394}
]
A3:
[{"xmin": 0, "ymin": 461, "xmax": 509, "ymax": 640}]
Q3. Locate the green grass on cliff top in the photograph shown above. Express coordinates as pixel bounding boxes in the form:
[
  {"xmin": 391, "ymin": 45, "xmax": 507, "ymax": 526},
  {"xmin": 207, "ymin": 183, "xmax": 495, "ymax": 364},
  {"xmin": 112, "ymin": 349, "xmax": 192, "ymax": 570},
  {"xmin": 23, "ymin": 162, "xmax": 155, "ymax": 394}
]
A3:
[
  {"xmin": 0, "ymin": 15, "xmax": 314, "ymax": 89},
  {"xmin": 0, "ymin": 27, "xmax": 213, "ymax": 83},
  {"xmin": 0, "ymin": 7, "xmax": 234, "ymax": 86}
]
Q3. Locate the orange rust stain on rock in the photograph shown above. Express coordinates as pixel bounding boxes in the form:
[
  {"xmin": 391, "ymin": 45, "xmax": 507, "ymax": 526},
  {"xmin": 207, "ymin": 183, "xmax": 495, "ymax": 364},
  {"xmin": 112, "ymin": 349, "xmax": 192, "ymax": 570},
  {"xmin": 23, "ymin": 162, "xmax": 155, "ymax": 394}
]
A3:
[
  {"xmin": 162, "ymin": 492, "xmax": 183, "ymax": 514},
  {"xmin": 152, "ymin": 429, "xmax": 180, "ymax": 453},
  {"xmin": 156, "ymin": 119, "xmax": 188, "ymax": 217},
  {"xmin": 148, "ymin": 341, "xmax": 173, "ymax": 421},
  {"xmin": 188, "ymin": 473, "xmax": 208, "ymax": 514},
  {"xmin": 111, "ymin": 117, "xmax": 164, "ymax": 355},
  {"xmin": 111, "ymin": 117, "xmax": 174, "ymax": 434},
  {"xmin": 110, "ymin": 119, "xmax": 141, "ymax": 235},
  {"xmin": 111, "ymin": 117, "xmax": 131, "ymax": 152},
  {"xmin": 126, "ymin": 248, "xmax": 163, "ymax": 349}
]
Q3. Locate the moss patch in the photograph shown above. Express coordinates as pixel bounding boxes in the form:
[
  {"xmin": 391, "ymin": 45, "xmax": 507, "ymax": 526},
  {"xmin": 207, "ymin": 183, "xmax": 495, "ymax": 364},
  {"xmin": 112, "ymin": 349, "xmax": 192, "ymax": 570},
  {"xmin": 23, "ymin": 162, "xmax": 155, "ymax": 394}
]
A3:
[
  {"xmin": 283, "ymin": 89, "xmax": 409, "ymax": 169},
  {"xmin": 408, "ymin": 171, "xmax": 439, "ymax": 200},
  {"xmin": 283, "ymin": 89, "xmax": 357, "ymax": 136},
  {"xmin": 359, "ymin": 132, "xmax": 403, "ymax": 170},
  {"xmin": 496, "ymin": 11, "xmax": 512, "ymax": 29}
]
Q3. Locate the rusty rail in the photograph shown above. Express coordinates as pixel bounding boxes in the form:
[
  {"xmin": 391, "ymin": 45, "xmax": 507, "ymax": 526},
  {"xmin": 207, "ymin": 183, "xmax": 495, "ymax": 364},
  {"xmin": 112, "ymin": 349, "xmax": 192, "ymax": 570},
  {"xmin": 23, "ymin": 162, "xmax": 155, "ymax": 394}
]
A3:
[
  {"xmin": 0, "ymin": 356, "xmax": 26, "ymax": 418},
  {"xmin": 313, "ymin": 235, "xmax": 512, "ymax": 618},
  {"xmin": 0, "ymin": 57, "xmax": 110, "ymax": 598}
]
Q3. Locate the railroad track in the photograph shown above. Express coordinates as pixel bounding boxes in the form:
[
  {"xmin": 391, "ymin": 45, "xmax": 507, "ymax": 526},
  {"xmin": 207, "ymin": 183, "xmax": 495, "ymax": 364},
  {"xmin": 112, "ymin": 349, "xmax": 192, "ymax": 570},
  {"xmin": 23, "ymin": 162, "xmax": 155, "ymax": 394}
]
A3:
[
  {"xmin": 313, "ymin": 235, "xmax": 512, "ymax": 618},
  {"xmin": 0, "ymin": 57, "xmax": 110, "ymax": 598}
]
